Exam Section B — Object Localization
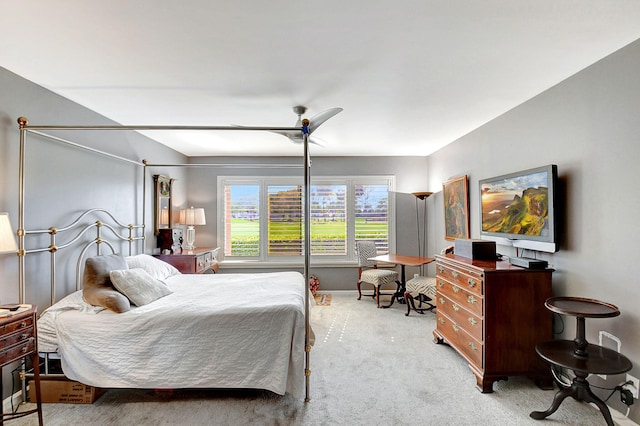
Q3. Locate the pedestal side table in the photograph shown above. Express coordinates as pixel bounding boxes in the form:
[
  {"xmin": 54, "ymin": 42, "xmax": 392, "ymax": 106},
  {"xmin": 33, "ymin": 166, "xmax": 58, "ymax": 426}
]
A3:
[{"xmin": 530, "ymin": 297, "xmax": 632, "ymax": 426}]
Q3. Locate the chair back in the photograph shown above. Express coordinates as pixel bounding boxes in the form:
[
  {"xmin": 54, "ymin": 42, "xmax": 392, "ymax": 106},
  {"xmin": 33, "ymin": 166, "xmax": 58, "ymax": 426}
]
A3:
[{"xmin": 356, "ymin": 240, "xmax": 378, "ymax": 267}]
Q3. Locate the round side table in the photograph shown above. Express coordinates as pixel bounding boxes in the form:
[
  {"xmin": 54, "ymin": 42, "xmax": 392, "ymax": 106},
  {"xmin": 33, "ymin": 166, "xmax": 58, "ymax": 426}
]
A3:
[{"xmin": 530, "ymin": 297, "xmax": 632, "ymax": 426}]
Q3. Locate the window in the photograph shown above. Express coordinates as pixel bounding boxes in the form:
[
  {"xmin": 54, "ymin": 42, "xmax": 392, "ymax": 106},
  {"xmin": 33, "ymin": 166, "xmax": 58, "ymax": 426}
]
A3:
[{"xmin": 219, "ymin": 176, "xmax": 394, "ymax": 264}]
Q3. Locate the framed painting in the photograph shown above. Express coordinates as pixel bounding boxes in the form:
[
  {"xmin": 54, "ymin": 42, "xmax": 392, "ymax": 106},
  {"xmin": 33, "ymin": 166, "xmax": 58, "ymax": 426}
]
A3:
[{"xmin": 443, "ymin": 175, "xmax": 470, "ymax": 241}]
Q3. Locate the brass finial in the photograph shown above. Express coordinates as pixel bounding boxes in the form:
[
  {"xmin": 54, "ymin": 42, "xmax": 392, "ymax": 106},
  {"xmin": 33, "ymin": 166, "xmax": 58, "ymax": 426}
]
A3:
[{"xmin": 17, "ymin": 117, "xmax": 28, "ymax": 128}]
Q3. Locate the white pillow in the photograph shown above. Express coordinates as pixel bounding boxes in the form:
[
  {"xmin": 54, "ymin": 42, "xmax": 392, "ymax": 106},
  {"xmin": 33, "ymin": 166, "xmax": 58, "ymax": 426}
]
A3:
[
  {"xmin": 110, "ymin": 268, "xmax": 173, "ymax": 306},
  {"xmin": 125, "ymin": 254, "xmax": 181, "ymax": 281}
]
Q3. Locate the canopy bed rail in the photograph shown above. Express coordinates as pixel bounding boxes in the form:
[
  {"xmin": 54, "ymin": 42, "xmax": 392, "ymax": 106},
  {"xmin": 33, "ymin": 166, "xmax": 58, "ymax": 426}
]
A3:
[{"xmin": 16, "ymin": 116, "xmax": 315, "ymax": 401}]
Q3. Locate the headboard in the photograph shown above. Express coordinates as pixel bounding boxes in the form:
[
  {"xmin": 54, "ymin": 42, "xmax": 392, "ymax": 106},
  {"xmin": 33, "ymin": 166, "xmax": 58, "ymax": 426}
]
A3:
[{"xmin": 20, "ymin": 209, "xmax": 144, "ymax": 307}]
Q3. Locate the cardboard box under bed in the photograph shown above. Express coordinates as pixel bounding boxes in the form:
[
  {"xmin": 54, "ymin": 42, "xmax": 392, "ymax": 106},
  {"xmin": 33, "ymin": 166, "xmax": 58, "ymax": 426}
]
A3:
[{"xmin": 28, "ymin": 378, "xmax": 105, "ymax": 404}]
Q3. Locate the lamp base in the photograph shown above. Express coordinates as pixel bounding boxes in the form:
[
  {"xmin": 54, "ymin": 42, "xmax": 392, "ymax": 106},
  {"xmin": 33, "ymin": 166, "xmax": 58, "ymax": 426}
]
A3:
[{"xmin": 184, "ymin": 226, "xmax": 196, "ymax": 251}]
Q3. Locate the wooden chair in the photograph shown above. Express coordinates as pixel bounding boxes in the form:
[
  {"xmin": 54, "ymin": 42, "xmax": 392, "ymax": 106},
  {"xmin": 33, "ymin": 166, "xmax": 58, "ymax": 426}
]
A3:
[{"xmin": 355, "ymin": 241, "xmax": 401, "ymax": 308}]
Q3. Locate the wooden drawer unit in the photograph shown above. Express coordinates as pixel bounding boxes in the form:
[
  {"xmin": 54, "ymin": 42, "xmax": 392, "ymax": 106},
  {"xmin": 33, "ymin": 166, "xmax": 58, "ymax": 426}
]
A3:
[
  {"xmin": 433, "ymin": 254, "xmax": 554, "ymax": 393},
  {"xmin": 154, "ymin": 247, "xmax": 219, "ymax": 274},
  {"xmin": 0, "ymin": 306, "xmax": 43, "ymax": 425},
  {"xmin": 437, "ymin": 292, "xmax": 482, "ymax": 342}
]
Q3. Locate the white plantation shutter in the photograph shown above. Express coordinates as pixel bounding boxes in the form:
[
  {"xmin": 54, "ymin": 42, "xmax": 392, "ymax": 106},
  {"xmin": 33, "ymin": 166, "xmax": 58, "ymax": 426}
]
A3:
[
  {"xmin": 355, "ymin": 184, "xmax": 390, "ymax": 253},
  {"xmin": 267, "ymin": 184, "xmax": 303, "ymax": 256},
  {"xmin": 224, "ymin": 184, "xmax": 260, "ymax": 257},
  {"xmin": 310, "ymin": 184, "xmax": 347, "ymax": 255}
]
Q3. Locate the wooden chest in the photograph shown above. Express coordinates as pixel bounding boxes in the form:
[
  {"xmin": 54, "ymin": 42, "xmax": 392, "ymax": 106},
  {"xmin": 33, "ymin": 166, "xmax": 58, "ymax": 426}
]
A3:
[{"xmin": 433, "ymin": 254, "xmax": 554, "ymax": 393}]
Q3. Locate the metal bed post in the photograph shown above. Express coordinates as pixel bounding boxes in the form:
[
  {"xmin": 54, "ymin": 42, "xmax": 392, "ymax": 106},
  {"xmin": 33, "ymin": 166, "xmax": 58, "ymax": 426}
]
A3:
[{"xmin": 302, "ymin": 120, "xmax": 311, "ymax": 402}]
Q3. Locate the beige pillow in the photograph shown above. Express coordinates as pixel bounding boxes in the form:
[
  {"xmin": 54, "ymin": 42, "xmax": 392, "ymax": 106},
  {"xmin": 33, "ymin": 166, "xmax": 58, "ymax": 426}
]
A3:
[
  {"xmin": 82, "ymin": 254, "xmax": 131, "ymax": 313},
  {"xmin": 110, "ymin": 268, "xmax": 173, "ymax": 306}
]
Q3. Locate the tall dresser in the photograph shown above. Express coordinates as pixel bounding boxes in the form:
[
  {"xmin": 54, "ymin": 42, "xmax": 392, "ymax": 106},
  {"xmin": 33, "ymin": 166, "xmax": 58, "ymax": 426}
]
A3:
[{"xmin": 433, "ymin": 254, "xmax": 553, "ymax": 393}]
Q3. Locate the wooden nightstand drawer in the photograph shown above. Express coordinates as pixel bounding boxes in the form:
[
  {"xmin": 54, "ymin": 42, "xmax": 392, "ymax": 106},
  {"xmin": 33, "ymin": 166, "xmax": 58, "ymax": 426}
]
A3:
[
  {"xmin": 0, "ymin": 326, "xmax": 34, "ymax": 348},
  {"xmin": 0, "ymin": 337, "xmax": 35, "ymax": 365},
  {"xmin": 0, "ymin": 315, "xmax": 33, "ymax": 335},
  {"xmin": 154, "ymin": 247, "xmax": 219, "ymax": 274}
]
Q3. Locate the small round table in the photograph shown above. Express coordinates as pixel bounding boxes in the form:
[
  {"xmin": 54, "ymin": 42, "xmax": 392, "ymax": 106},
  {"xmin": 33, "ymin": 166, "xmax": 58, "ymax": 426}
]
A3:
[{"xmin": 530, "ymin": 297, "xmax": 632, "ymax": 426}]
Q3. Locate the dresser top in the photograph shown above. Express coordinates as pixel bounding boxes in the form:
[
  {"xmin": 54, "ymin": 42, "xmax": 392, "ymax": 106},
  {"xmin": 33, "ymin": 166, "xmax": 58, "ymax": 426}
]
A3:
[{"xmin": 436, "ymin": 253, "xmax": 552, "ymax": 272}]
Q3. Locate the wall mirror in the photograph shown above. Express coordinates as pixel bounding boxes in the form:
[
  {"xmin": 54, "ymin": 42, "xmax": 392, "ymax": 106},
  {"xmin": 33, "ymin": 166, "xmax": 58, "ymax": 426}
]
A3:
[{"xmin": 153, "ymin": 174, "xmax": 174, "ymax": 235}]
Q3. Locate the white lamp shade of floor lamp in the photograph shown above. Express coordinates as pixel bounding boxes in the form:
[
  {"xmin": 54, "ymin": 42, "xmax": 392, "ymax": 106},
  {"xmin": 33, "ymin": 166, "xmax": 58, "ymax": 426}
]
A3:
[
  {"xmin": 0, "ymin": 212, "xmax": 18, "ymax": 254},
  {"xmin": 179, "ymin": 207, "xmax": 206, "ymax": 251}
]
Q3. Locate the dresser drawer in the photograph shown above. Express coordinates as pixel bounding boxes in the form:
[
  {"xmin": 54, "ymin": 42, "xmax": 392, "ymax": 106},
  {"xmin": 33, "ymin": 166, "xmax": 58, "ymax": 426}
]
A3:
[
  {"xmin": 0, "ymin": 337, "xmax": 35, "ymax": 365},
  {"xmin": 437, "ymin": 310, "xmax": 483, "ymax": 368},
  {"xmin": 436, "ymin": 293, "xmax": 482, "ymax": 342},
  {"xmin": 436, "ymin": 278, "xmax": 483, "ymax": 317},
  {"xmin": 436, "ymin": 261, "xmax": 483, "ymax": 296}
]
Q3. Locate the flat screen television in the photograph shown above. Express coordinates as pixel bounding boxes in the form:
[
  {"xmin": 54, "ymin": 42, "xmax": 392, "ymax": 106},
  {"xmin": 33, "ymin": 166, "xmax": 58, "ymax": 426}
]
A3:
[{"xmin": 479, "ymin": 164, "xmax": 558, "ymax": 253}]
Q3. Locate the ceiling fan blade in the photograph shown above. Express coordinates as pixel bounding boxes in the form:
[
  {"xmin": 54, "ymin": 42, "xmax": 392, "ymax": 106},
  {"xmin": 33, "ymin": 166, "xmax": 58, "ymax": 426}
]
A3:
[
  {"xmin": 308, "ymin": 108, "xmax": 343, "ymax": 134},
  {"xmin": 286, "ymin": 134, "xmax": 327, "ymax": 147}
]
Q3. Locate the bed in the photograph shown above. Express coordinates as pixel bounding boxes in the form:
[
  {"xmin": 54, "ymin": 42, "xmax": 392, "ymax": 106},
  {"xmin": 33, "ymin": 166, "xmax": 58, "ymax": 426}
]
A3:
[
  {"xmin": 37, "ymin": 254, "xmax": 311, "ymax": 398},
  {"xmin": 16, "ymin": 117, "xmax": 317, "ymax": 401}
]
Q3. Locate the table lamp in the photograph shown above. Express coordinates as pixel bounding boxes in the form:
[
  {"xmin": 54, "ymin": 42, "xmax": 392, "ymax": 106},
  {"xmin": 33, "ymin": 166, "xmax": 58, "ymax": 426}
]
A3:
[
  {"xmin": 0, "ymin": 212, "xmax": 18, "ymax": 254},
  {"xmin": 179, "ymin": 207, "xmax": 206, "ymax": 251}
]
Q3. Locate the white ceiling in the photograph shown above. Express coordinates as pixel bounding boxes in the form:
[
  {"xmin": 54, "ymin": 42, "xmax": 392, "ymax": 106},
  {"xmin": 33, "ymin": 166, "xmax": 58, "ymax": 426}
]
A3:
[{"xmin": 2, "ymin": 1, "xmax": 640, "ymax": 157}]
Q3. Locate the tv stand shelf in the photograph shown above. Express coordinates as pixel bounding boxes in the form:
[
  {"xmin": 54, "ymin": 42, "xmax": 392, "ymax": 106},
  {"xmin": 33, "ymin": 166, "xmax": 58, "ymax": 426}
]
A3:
[{"xmin": 433, "ymin": 254, "xmax": 554, "ymax": 393}]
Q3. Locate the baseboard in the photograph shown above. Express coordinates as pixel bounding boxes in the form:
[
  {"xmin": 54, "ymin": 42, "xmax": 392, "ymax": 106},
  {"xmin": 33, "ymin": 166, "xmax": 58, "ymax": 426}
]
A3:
[
  {"xmin": 592, "ymin": 404, "xmax": 638, "ymax": 426},
  {"xmin": 3, "ymin": 389, "xmax": 27, "ymax": 413}
]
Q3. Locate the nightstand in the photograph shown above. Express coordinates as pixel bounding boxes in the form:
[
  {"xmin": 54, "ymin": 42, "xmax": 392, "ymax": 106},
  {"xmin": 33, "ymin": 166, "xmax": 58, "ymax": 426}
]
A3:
[
  {"xmin": 0, "ymin": 305, "xmax": 43, "ymax": 425},
  {"xmin": 153, "ymin": 247, "xmax": 219, "ymax": 274}
]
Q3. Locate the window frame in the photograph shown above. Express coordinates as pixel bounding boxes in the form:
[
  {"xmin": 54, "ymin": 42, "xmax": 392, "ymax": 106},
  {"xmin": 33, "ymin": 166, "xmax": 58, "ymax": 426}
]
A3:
[{"xmin": 217, "ymin": 175, "xmax": 395, "ymax": 266}]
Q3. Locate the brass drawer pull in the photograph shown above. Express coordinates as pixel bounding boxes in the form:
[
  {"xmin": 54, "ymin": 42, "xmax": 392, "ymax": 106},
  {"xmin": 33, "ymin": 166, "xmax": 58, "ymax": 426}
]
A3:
[
  {"xmin": 468, "ymin": 295, "xmax": 478, "ymax": 305},
  {"xmin": 468, "ymin": 278, "xmax": 477, "ymax": 288},
  {"xmin": 452, "ymin": 304, "xmax": 460, "ymax": 312},
  {"xmin": 21, "ymin": 346, "xmax": 28, "ymax": 353},
  {"xmin": 468, "ymin": 317, "xmax": 477, "ymax": 326},
  {"xmin": 20, "ymin": 322, "xmax": 27, "ymax": 328},
  {"xmin": 439, "ymin": 297, "xmax": 446, "ymax": 305},
  {"xmin": 438, "ymin": 281, "xmax": 444, "ymax": 288},
  {"xmin": 438, "ymin": 266, "xmax": 444, "ymax": 274},
  {"xmin": 452, "ymin": 271, "xmax": 459, "ymax": 279},
  {"xmin": 453, "ymin": 324, "xmax": 460, "ymax": 332},
  {"xmin": 438, "ymin": 317, "xmax": 445, "ymax": 324},
  {"xmin": 452, "ymin": 285, "xmax": 459, "ymax": 293},
  {"xmin": 21, "ymin": 333, "xmax": 29, "ymax": 340},
  {"xmin": 469, "ymin": 342, "xmax": 478, "ymax": 351}
]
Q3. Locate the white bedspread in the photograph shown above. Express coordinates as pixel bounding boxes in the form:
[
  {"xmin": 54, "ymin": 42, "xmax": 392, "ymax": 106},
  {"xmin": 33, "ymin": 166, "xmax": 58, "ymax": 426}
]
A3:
[{"xmin": 37, "ymin": 272, "xmax": 312, "ymax": 398}]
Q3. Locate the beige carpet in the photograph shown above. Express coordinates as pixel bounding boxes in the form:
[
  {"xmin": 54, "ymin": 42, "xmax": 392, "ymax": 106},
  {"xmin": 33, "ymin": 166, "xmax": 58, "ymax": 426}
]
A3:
[{"xmin": 10, "ymin": 292, "xmax": 616, "ymax": 425}]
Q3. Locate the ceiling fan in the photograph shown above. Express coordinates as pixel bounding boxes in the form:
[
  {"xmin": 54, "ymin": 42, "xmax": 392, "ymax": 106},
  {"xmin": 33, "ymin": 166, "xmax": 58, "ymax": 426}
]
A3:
[{"xmin": 273, "ymin": 105, "xmax": 343, "ymax": 146}]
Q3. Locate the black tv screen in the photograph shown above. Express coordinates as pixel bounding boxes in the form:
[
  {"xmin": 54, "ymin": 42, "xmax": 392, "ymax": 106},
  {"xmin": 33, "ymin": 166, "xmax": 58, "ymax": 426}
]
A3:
[{"xmin": 479, "ymin": 165, "xmax": 558, "ymax": 249}]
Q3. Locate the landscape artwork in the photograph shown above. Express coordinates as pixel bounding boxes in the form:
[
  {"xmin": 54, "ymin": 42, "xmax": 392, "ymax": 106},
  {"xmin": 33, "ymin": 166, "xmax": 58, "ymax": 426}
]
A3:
[
  {"xmin": 443, "ymin": 175, "xmax": 469, "ymax": 241},
  {"xmin": 480, "ymin": 171, "xmax": 549, "ymax": 237}
]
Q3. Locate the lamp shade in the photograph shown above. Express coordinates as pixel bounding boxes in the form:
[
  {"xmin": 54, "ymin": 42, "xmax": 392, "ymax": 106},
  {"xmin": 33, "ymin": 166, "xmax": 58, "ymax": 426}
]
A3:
[
  {"xmin": 179, "ymin": 207, "xmax": 206, "ymax": 226},
  {"xmin": 0, "ymin": 212, "xmax": 18, "ymax": 254}
]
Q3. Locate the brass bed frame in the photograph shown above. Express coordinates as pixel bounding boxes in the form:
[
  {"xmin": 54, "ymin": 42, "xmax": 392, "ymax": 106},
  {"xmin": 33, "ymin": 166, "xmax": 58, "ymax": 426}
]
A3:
[{"xmin": 16, "ymin": 116, "xmax": 315, "ymax": 402}]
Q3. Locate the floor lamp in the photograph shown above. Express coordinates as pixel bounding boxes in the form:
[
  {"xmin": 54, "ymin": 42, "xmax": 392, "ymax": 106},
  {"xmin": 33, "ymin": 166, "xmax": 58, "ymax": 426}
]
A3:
[{"xmin": 412, "ymin": 192, "xmax": 432, "ymax": 275}]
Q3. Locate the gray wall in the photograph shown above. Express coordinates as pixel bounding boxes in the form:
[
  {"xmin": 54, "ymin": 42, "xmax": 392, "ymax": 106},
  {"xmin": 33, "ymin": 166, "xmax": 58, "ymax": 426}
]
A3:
[{"xmin": 427, "ymin": 39, "xmax": 640, "ymax": 420}]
